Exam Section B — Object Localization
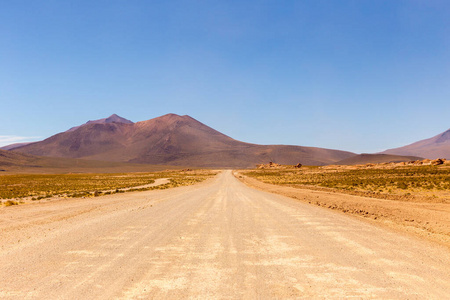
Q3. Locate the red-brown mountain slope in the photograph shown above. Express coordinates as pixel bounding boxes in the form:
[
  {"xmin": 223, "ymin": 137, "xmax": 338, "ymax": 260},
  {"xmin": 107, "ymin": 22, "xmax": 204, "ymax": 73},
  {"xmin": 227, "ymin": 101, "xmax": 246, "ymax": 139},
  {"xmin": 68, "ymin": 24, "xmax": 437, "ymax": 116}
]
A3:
[
  {"xmin": 13, "ymin": 114, "xmax": 355, "ymax": 167},
  {"xmin": 66, "ymin": 114, "xmax": 133, "ymax": 132},
  {"xmin": 381, "ymin": 129, "xmax": 450, "ymax": 159},
  {"xmin": 1, "ymin": 142, "xmax": 34, "ymax": 151},
  {"xmin": 0, "ymin": 149, "xmax": 172, "ymax": 173}
]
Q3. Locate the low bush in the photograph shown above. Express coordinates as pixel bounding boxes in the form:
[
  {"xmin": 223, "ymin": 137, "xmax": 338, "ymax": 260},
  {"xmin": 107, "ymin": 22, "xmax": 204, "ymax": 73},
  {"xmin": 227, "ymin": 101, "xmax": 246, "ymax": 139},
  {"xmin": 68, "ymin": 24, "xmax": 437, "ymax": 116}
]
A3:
[{"xmin": 4, "ymin": 200, "xmax": 18, "ymax": 206}]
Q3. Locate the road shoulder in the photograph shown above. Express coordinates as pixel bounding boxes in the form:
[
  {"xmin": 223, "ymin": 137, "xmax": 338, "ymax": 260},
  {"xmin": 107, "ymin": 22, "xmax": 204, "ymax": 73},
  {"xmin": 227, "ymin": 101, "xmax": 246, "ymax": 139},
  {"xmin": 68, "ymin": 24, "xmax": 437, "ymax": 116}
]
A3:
[{"xmin": 234, "ymin": 171, "xmax": 450, "ymax": 249}]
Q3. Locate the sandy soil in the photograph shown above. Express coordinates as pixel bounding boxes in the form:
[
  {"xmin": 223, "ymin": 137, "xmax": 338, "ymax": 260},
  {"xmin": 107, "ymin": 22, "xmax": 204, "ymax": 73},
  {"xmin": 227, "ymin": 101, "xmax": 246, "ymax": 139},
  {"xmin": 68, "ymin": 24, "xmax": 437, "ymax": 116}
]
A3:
[
  {"xmin": 0, "ymin": 171, "xmax": 449, "ymax": 298},
  {"xmin": 105, "ymin": 178, "xmax": 170, "ymax": 192},
  {"xmin": 236, "ymin": 172, "xmax": 450, "ymax": 248}
]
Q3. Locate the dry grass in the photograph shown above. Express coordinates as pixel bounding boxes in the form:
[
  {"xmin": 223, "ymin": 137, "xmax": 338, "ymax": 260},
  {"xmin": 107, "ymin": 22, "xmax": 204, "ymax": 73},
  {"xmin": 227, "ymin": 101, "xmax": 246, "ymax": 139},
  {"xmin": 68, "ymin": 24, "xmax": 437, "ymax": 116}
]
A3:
[
  {"xmin": 1, "ymin": 169, "xmax": 217, "ymax": 203},
  {"xmin": 239, "ymin": 165, "xmax": 450, "ymax": 247},
  {"xmin": 243, "ymin": 165, "xmax": 450, "ymax": 203}
]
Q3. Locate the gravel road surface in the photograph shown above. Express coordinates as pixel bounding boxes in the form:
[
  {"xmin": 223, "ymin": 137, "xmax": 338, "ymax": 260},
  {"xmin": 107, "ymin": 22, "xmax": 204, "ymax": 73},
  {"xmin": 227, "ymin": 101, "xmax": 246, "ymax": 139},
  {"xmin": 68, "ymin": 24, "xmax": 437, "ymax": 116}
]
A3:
[{"xmin": 0, "ymin": 170, "xmax": 449, "ymax": 299}]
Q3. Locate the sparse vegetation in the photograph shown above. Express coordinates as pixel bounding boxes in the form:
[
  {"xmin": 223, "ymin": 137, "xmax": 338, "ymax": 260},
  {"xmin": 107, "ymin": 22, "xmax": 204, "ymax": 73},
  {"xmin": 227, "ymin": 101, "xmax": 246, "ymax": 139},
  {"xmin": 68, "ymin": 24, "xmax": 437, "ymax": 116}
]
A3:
[
  {"xmin": 243, "ymin": 165, "xmax": 450, "ymax": 201},
  {"xmin": 0, "ymin": 170, "xmax": 216, "ymax": 202},
  {"xmin": 240, "ymin": 164, "xmax": 450, "ymax": 246}
]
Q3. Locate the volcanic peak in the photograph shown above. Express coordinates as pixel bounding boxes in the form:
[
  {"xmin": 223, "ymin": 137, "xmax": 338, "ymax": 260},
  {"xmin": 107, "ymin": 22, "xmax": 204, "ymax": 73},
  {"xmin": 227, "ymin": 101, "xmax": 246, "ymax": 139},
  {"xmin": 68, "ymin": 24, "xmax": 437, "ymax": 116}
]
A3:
[
  {"xmin": 435, "ymin": 129, "xmax": 450, "ymax": 143},
  {"xmin": 67, "ymin": 114, "xmax": 133, "ymax": 132},
  {"xmin": 12, "ymin": 113, "xmax": 356, "ymax": 167}
]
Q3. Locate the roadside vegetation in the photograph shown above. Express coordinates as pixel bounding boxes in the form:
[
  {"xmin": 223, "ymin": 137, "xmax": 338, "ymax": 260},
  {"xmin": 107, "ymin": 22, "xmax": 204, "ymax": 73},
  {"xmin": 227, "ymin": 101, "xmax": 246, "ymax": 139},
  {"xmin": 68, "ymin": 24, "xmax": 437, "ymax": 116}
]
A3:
[
  {"xmin": 0, "ymin": 170, "xmax": 216, "ymax": 204},
  {"xmin": 243, "ymin": 165, "xmax": 450, "ymax": 202},
  {"xmin": 241, "ymin": 164, "xmax": 450, "ymax": 246}
]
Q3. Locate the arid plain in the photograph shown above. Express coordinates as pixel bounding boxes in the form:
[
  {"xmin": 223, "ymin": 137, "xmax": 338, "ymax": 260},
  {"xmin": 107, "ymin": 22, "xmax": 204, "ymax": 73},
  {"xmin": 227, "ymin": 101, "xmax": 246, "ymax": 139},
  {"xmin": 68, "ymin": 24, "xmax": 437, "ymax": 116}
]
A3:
[{"xmin": 1, "ymin": 114, "xmax": 450, "ymax": 298}]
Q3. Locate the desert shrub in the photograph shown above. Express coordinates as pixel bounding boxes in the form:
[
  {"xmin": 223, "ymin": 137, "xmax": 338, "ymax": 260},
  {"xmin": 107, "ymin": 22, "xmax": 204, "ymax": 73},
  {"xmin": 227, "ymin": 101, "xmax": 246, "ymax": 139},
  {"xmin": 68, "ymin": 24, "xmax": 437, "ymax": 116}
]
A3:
[
  {"xmin": 1, "ymin": 170, "xmax": 217, "ymax": 200},
  {"xmin": 243, "ymin": 166, "xmax": 450, "ymax": 198},
  {"xmin": 4, "ymin": 200, "xmax": 18, "ymax": 206},
  {"xmin": 397, "ymin": 182, "xmax": 408, "ymax": 189}
]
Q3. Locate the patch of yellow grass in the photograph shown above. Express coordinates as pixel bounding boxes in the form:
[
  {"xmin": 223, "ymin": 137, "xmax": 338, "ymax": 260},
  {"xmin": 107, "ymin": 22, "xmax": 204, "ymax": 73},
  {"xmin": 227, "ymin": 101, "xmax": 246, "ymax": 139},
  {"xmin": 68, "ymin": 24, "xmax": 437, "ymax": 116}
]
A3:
[{"xmin": 1, "ymin": 170, "xmax": 217, "ymax": 201}]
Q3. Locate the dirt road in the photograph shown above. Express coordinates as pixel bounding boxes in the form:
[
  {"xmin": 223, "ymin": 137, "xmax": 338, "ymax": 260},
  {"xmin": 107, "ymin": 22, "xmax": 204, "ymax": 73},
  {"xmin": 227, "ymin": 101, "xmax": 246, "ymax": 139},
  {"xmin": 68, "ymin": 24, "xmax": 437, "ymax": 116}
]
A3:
[{"xmin": 1, "ymin": 171, "xmax": 449, "ymax": 299}]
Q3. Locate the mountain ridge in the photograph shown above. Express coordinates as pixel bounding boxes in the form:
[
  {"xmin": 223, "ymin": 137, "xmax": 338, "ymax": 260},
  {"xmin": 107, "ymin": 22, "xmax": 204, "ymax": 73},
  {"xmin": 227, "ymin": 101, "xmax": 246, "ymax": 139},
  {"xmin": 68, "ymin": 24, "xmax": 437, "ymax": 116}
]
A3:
[
  {"xmin": 1, "ymin": 142, "xmax": 35, "ymax": 151},
  {"xmin": 381, "ymin": 128, "xmax": 450, "ymax": 159},
  {"xmin": 12, "ymin": 113, "xmax": 355, "ymax": 167},
  {"xmin": 67, "ymin": 114, "xmax": 134, "ymax": 132},
  {"xmin": 0, "ymin": 149, "xmax": 174, "ymax": 173}
]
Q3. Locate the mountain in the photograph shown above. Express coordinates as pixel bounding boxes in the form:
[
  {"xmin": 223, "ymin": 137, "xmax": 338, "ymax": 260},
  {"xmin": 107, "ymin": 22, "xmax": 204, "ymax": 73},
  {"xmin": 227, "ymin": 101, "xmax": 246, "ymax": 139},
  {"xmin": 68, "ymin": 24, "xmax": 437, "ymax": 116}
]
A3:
[
  {"xmin": 381, "ymin": 129, "xmax": 450, "ymax": 159},
  {"xmin": 0, "ymin": 150, "xmax": 39, "ymax": 169},
  {"xmin": 334, "ymin": 154, "xmax": 423, "ymax": 166},
  {"xmin": 1, "ymin": 142, "xmax": 35, "ymax": 150},
  {"xmin": 66, "ymin": 114, "xmax": 133, "ymax": 132},
  {"xmin": 0, "ymin": 149, "xmax": 172, "ymax": 173},
  {"xmin": 12, "ymin": 114, "xmax": 355, "ymax": 167},
  {"xmin": 0, "ymin": 114, "xmax": 132, "ymax": 150}
]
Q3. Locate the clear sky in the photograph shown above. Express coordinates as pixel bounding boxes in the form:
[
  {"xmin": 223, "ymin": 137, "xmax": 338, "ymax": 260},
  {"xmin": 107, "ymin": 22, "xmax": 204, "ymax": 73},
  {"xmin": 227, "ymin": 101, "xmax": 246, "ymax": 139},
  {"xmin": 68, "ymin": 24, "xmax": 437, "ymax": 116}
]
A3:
[{"xmin": 1, "ymin": 0, "xmax": 449, "ymax": 153}]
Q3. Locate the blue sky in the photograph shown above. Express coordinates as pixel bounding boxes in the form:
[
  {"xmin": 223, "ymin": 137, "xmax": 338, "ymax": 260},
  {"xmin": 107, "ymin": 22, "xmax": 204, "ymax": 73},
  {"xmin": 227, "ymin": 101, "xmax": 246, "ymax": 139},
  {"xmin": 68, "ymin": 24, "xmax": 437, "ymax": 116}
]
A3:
[{"xmin": 1, "ymin": 0, "xmax": 449, "ymax": 153}]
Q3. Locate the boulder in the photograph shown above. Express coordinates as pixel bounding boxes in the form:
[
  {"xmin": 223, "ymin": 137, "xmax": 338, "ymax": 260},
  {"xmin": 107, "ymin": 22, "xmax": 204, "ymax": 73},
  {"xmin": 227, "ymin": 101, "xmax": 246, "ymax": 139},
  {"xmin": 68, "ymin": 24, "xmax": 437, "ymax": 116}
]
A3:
[{"xmin": 431, "ymin": 158, "xmax": 445, "ymax": 165}]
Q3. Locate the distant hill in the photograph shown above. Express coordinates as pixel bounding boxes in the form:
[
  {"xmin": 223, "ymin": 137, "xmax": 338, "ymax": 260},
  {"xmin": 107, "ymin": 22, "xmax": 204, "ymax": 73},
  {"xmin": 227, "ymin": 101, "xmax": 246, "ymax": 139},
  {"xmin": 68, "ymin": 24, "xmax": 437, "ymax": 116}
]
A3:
[
  {"xmin": 1, "ymin": 142, "xmax": 35, "ymax": 150},
  {"xmin": 0, "ymin": 149, "xmax": 172, "ymax": 174},
  {"xmin": 334, "ymin": 154, "xmax": 423, "ymax": 166},
  {"xmin": 0, "ymin": 114, "xmax": 132, "ymax": 150},
  {"xmin": 12, "ymin": 114, "xmax": 355, "ymax": 167},
  {"xmin": 0, "ymin": 150, "xmax": 41, "ymax": 169},
  {"xmin": 381, "ymin": 129, "xmax": 450, "ymax": 159}
]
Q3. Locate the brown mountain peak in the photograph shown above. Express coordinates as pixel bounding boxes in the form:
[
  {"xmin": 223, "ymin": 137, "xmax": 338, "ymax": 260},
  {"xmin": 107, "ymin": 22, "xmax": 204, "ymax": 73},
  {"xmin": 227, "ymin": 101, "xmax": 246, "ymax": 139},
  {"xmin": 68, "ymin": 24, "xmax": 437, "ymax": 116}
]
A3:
[
  {"xmin": 67, "ymin": 114, "xmax": 133, "ymax": 132},
  {"xmin": 104, "ymin": 114, "xmax": 134, "ymax": 124},
  {"xmin": 13, "ymin": 113, "xmax": 356, "ymax": 167},
  {"xmin": 381, "ymin": 128, "xmax": 450, "ymax": 159},
  {"xmin": 136, "ymin": 114, "xmax": 197, "ymax": 129},
  {"xmin": 435, "ymin": 129, "xmax": 450, "ymax": 143},
  {"xmin": 152, "ymin": 113, "xmax": 193, "ymax": 123}
]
